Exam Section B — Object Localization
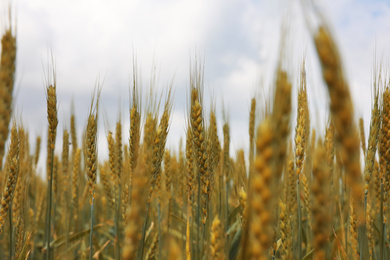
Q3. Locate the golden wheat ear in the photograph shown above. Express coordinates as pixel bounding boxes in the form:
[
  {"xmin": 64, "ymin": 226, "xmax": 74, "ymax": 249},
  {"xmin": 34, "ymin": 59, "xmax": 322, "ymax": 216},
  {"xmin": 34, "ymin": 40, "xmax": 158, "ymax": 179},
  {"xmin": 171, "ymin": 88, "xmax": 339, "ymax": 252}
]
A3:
[
  {"xmin": 245, "ymin": 117, "xmax": 275, "ymax": 260},
  {"xmin": 210, "ymin": 215, "xmax": 224, "ymax": 260},
  {"xmin": 84, "ymin": 90, "xmax": 99, "ymax": 259},
  {"xmin": 0, "ymin": 26, "xmax": 17, "ymax": 170},
  {"xmin": 311, "ymin": 140, "xmax": 331, "ymax": 259},
  {"xmin": 45, "ymin": 82, "xmax": 58, "ymax": 260},
  {"xmin": 0, "ymin": 124, "xmax": 19, "ymax": 233},
  {"xmin": 314, "ymin": 26, "xmax": 364, "ymax": 220}
]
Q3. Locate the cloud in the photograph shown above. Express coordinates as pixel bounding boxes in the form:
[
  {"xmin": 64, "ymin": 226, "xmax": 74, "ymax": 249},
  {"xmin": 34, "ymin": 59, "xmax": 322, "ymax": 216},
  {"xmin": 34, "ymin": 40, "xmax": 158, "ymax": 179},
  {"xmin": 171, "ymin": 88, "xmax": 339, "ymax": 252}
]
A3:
[{"xmin": 2, "ymin": 0, "xmax": 390, "ymax": 168}]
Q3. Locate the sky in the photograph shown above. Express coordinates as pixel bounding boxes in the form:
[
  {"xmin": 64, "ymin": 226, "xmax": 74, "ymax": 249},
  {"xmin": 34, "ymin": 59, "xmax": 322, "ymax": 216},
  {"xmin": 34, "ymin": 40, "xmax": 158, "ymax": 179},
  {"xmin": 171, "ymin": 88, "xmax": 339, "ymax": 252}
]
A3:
[{"xmin": 2, "ymin": 0, "xmax": 390, "ymax": 172}]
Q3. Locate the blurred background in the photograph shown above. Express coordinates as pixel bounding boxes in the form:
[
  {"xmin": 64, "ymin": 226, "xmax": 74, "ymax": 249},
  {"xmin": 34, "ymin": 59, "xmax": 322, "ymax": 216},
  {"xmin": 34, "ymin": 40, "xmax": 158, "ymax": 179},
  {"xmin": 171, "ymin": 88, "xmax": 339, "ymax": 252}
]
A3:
[{"xmin": 2, "ymin": 0, "xmax": 390, "ymax": 172}]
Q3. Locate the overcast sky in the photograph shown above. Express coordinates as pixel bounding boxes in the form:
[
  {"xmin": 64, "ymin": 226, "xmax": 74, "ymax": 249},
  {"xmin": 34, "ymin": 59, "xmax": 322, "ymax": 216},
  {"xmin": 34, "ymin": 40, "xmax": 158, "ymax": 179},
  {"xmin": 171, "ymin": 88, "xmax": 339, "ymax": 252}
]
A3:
[{"xmin": 3, "ymin": 0, "xmax": 390, "ymax": 170}]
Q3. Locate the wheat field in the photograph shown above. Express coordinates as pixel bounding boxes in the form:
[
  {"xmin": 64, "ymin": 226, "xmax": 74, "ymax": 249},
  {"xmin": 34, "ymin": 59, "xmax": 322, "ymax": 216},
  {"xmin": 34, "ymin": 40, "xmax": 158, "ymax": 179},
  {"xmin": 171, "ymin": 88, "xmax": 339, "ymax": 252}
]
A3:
[{"xmin": 0, "ymin": 2, "xmax": 389, "ymax": 260}]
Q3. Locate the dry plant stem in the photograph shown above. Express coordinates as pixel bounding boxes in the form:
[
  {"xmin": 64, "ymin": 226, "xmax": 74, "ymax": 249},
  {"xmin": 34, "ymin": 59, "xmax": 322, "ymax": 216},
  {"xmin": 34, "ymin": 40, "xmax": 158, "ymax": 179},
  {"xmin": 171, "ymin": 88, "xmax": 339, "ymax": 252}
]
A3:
[
  {"xmin": 115, "ymin": 122, "xmax": 123, "ymax": 260},
  {"xmin": 46, "ymin": 146, "xmax": 54, "ymax": 260},
  {"xmin": 186, "ymin": 194, "xmax": 191, "ymax": 260},
  {"xmin": 9, "ymin": 205, "xmax": 13, "ymax": 260},
  {"xmin": 381, "ymin": 223, "xmax": 386, "ymax": 260},
  {"xmin": 197, "ymin": 166, "xmax": 201, "ymax": 260},
  {"xmin": 158, "ymin": 202, "xmax": 163, "ymax": 260},
  {"xmin": 359, "ymin": 208, "xmax": 368, "ymax": 259},
  {"xmin": 90, "ymin": 197, "xmax": 95, "ymax": 260},
  {"xmin": 116, "ymin": 186, "xmax": 121, "ymax": 260},
  {"xmin": 380, "ymin": 182, "xmax": 384, "ymax": 260},
  {"xmin": 297, "ymin": 180, "xmax": 302, "ymax": 260}
]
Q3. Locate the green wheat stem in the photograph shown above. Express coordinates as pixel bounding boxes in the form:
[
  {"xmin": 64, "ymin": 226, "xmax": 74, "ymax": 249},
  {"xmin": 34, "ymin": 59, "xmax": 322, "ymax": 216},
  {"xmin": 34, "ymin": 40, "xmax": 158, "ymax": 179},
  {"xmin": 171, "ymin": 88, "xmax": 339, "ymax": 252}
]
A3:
[
  {"xmin": 90, "ymin": 196, "xmax": 95, "ymax": 260},
  {"xmin": 46, "ymin": 148, "xmax": 54, "ymax": 260},
  {"xmin": 138, "ymin": 201, "xmax": 151, "ymax": 260}
]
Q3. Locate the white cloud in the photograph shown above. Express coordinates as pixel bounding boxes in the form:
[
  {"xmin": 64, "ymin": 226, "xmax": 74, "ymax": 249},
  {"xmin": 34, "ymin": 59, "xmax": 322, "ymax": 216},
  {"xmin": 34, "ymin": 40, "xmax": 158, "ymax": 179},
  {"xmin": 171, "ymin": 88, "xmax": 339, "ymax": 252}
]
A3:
[{"xmin": 1, "ymin": 0, "xmax": 389, "ymax": 167}]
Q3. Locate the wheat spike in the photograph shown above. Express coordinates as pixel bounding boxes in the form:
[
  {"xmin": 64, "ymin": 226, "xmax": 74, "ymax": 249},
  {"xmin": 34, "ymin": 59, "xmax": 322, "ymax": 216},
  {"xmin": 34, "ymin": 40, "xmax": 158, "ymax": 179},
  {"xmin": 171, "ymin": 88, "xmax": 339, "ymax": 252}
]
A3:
[
  {"xmin": 359, "ymin": 118, "xmax": 366, "ymax": 155},
  {"xmin": 272, "ymin": 69, "xmax": 292, "ymax": 180},
  {"xmin": 314, "ymin": 26, "xmax": 363, "ymax": 218},
  {"xmin": 0, "ymin": 27, "xmax": 16, "ymax": 170},
  {"xmin": 34, "ymin": 136, "xmax": 41, "ymax": 167},
  {"xmin": 349, "ymin": 201, "xmax": 359, "ymax": 259},
  {"xmin": 71, "ymin": 148, "xmax": 81, "ymax": 230},
  {"xmin": 311, "ymin": 140, "xmax": 331, "ymax": 260},
  {"xmin": 0, "ymin": 124, "xmax": 19, "ymax": 233},
  {"xmin": 364, "ymin": 91, "xmax": 380, "ymax": 191},
  {"xmin": 210, "ymin": 215, "xmax": 225, "ymax": 260},
  {"xmin": 247, "ymin": 118, "xmax": 275, "ymax": 260}
]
